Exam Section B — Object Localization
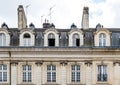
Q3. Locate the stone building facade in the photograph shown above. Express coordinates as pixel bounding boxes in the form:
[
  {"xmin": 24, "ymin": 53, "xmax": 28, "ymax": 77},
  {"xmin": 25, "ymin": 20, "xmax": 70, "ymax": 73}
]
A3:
[{"xmin": 0, "ymin": 5, "xmax": 120, "ymax": 85}]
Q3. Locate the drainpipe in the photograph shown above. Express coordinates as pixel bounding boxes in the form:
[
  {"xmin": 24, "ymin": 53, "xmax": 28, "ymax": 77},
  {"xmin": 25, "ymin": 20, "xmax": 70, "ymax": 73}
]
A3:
[{"xmin": 9, "ymin": 51, "xmax": 11, "ymax": 85}]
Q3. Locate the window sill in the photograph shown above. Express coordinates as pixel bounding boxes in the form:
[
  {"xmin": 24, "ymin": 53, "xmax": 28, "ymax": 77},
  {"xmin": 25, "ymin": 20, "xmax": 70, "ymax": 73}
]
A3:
[
  {"xmin": 67, "ymin": 83, "xmax": 85, "ymax": 85},
  {"xmin": 17, "ymin": 83, "xmax": 35, "ymax": 85},
  {"xmin": 95, "ymin": 82, "xmax": 111, "ymax": 85},
  {"xmin": 0, "ymin": 83, "xmax": 9, "ymax": 85},
  {"xmin": 42, "ymin": 83, "xmax": 60, "ymax": 85}
]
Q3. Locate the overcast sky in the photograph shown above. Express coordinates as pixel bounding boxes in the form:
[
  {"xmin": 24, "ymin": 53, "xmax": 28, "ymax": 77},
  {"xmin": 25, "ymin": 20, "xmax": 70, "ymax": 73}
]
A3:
[{"xmin": 0, "ymin": 0, "xmax": 120, "ymax": 28}]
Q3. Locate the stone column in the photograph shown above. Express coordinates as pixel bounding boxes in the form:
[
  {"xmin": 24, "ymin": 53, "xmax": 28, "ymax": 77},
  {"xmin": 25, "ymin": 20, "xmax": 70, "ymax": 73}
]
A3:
[
  {"xmin": 60, "ymin": 61, "xmax": 67, "ymax": 85},
  {"xmin": 113, "ymin": 62, "xmax": 120, "ymax": 85},
  {"xmin": 35, "ymin": 61, "xmax": 43, "ymax": 85},
  {"xmin": 11, "ymin": 61, "xmax": 18, "ymax": 85},
  {"xmin": 85, "ymin": 61, "xmax": 92, "ymax": 85}
]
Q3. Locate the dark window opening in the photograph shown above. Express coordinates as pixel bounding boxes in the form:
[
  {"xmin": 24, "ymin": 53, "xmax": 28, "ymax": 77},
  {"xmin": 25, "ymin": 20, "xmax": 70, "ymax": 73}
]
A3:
[
  {"xmin": 48, "ymin": 39, "xmax": 55, "ymax": 46},
  {"xmin": 24, "ymin": 33, "xmax": 30, "ymax": 38},
  {"xmin": 76, "ymin": 39, "xmax": 80, "ymax": 46}
]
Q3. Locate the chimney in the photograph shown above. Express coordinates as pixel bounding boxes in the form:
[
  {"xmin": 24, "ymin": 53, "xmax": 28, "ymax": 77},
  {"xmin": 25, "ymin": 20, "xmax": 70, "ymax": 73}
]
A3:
[
  {"xmin": 81, "ymin": 7, "xmax": 89, "ymax": 29},
  {"xmin": 18, "ymin": 5, "xmax": 27, "ymax": 30}
]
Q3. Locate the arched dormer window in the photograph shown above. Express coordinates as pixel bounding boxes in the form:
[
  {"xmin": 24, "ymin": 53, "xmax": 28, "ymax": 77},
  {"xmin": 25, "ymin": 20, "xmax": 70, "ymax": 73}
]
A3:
[
  {"xmin": 20, "ymin": 29, "xmax": 35, "ymax": 46},
  {"xmin": 48, "ymin": 33, "xmax": 55, "ymax": 46},
  {"xmin": 44, "ymin": 28, "xmax": 59, "ymax": 47},
  {"xmin": 99, "ymin": 33, "xmax": 106, "ymax": 46},
  {"xmin": 72, "ymin": 34, "xmax": 80, "ymax": 46},
  {"xmin": 0, "ymin": 33, "xmax": 6, "ymax": 46},
  {"xmin": 94, "ymin": 28, "xmax": 111, "ymax": 47},
  {"xmin": 0, "ymin": 29, "xmax": 10, "ymax": 46},
  {"xmin": 23, "ymin": 33, "xmax": 31, "ymax": 46},
  {"xmin": 68, "ymin": 29, "xmax": 83, "ymax": 47}
]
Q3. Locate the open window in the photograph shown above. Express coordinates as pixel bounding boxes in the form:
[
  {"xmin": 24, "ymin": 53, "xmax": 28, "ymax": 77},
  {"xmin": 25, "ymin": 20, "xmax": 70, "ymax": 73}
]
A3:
[
  {"xmin": 48, "ymin": 33, "xmax": 55, "ymax": 46},
  {"xmin": 73, "ymin": 34, "xmax": 80, "ymax": 46}
]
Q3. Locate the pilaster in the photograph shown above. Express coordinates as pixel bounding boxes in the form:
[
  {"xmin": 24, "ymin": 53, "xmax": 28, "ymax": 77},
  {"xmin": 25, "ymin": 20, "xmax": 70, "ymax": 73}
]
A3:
[
  {"xmin": 60, "ymin": 61, "xmax": 67, "ymax": 85},
  {"xmin": 113, "ymin": 61, "xmax": 120, "ymax": 85},
  {"xmin": 11, "ymin": 61, "xmax": 18, "ymax": 85},
  {"xmin": 85, "ymin": 61, "xmax": 92, "ymax": 85},
  {"xmin": 35, "ymin": 61, "xmax": 43, "ymax": 85}
]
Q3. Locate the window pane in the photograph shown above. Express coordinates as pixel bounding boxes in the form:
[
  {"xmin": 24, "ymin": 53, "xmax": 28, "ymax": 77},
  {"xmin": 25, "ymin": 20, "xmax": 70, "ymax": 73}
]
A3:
[
  {"xmin": 72, "ymin": 72, "xmax": 75, "ymax": 82},
  {"xmin": 72, "ymin": 65, "xmax": 75, "ymax": 70},
  {"xmin": 0, "ymin": 33, "xmax": 6, "ymax": 46},
  {"xmin": 52, "ymin": 65, "xmax": 56, "ymax": 70},
  {"xmin": 3, "ymin": 72, "xmax": 7, "ymax": 81},
  {"xmin": 0, "ymin": 65, "xmax": 2, "ymax": 70},
  {"xmin": 77, "ymin": 66, "xmax": 80, "ymax": 70},
  {"xmin": 28, "ymin": 72, "xmax": 32, "ymax": 82},
  {"xmin": 97, "ymin": 65, "xmax": 107, "ymax": 82},
  {"xmin": 0, "ymin": 72, "xmax": 2, "ymax": 82},
  {"xmin": 28, "ymin": 66, "xmax": 31, "ymax": 70},
  {"xmin": 23, "ymin": 65, "xmax": 26, "ymax": 71},
  {"xmin": 3, "ymin": 65, "xmax": 7, "ymax": 70},
  {"xmin": 47, "ymin": 65, "xmax": 51, "ymax": 70},
  {"xmin": 23, "ymin": 72, "xmax": 26, "ymax": 82},
  {"xmin": 47, "ymin": 72, "xmax": 51, "ymax": 82},
  {"xmin": 52, "ymin": 72, "xmax": 56, "ymax": 82}
]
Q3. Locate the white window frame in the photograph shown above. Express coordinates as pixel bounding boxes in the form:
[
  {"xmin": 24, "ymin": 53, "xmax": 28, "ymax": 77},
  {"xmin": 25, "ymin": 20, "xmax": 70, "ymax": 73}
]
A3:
[
  {"xmin": 99, "ymin": 33, "xmax": 106, "ymax": 46},
  {"xmin": 71, "ymin": 65, "xmax": 80, "ymax": 82},
  {"xmin": 0, "ymin": 64, "xmax": 7, "ymax": 82},
  {"xmin": 72, "ymin": 34, "xmax": 80, "ymax": 47},
  {"xmin": 23, "ymin": 33, "xmax": 31, "ymax": 46},
  {"xmin": 0, "ymin": 33, "xmax": 6, "ymax": 46},
  {"xmin": 47, "ymin": 65, "xmax": 56, "ymax": 82},
  {"xmin": 22, "ymin": 65, "xmax": 32, "ymax": 82}
]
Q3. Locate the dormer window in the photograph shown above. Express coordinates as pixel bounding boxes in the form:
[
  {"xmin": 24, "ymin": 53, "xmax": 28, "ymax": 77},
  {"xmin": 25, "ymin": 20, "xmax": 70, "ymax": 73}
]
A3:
[
  {"xmin": 0, "ymin": 33, "xmax": 6, "ymax": 46},
  {"xmin": 73, "ymin": 34, "xmax": 80, "ymax": 46},
  {"xmin": 68, "ymin": 29, "xmax": 83, "ymax": 47},
  {"xmin": 94, "ymin": 28, "xmax": 111, "ymax": 47},
  {"xmin": 48, "ymin": 33, "xmax": 55, "ymax": 46},
  {"xmin": 99, "ymin": 33, "xmax": 106, "ymax": 46},
  {"xmin": 23, "ymin": 33, "xmax": 31, "ymax": 46}
]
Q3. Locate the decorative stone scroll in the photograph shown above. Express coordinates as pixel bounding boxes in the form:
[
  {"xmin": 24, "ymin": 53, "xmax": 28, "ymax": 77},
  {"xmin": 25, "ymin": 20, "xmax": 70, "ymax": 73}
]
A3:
[
  {"xmin": 60, "ymin": 60, "xmax": 68, "ymax": 66},
  {"xmin": 35, "ymin": 60, "xmax": 43, "ymax": 66},
  {"xmin": 85, "ymin": 60, "xmax": 92, "ymax": 66}
]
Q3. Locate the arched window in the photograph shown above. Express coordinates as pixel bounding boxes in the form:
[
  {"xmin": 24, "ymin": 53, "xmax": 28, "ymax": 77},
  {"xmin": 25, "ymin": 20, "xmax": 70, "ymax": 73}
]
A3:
[
  {"xmin": 99, "ymin": 33, "xmax": 106, "ymax": 46},
  {"xmin": 73, "ymin": 34, "xmax": 80, "ymax": 46},
  {"xmin": 23, "ymin": 33, "xmax": 31, "ymax": 46},
  {"xmin": 48, "ymin": 33, "xmax": 55, "ymax": 46},
  {"xmin": 0, "ymin": 33, "xmax": 6, "ymax": 46}
]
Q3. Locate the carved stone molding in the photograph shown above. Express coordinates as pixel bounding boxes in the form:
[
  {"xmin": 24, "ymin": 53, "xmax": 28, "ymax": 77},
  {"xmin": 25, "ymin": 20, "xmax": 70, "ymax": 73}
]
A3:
[
  {"xmin": 85, "ymin": 60, "xmax": 92, "ymax": 66},
  {"xmin": 113, "ymin": 61, "xmax": 120, "ymax": 66},
  {"xmin": 35, "ymin": 60, "xmax": 43, "ymax": 66},
  {"xmin": 60, "ymin": 60, "xmax": 68, "ymax": 66},
  {"xmin": 10, "ymin": 61, "xmax": 18, "ymax": 66},
  {"xmin": 67, "ymin": 84, "xmax": 86, "ymax": 85}
]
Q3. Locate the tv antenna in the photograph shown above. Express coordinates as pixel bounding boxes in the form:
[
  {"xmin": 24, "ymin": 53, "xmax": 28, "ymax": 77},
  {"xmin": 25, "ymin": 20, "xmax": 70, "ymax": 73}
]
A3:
[
  {"xmin": 49, "ymin": 5, "xmax": 55, "ymax": 23},
  {"xmin": 25, "ymin": 4, "xmax": 30, "ymax": 26}
]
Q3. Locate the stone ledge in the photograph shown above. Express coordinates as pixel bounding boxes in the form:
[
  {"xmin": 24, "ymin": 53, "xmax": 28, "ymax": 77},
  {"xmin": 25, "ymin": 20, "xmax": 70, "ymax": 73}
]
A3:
[
  {"xmin": 67, "ymin": 84, "xmax": 85, "ymax": 85},
  {"xmin": 17, "ymin": 84, "xmax": 36, "ymax": 85},
  {"xmin": 0, "ymin": 84, "xmax": 10, "ymax": 85},
  {"xmin": 93, "ymin": 84, "xmax": 112, "ymax": 85},
  {"xmin": 42, "ymin": 83, "xmax": 61, "ymax": 85}
]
